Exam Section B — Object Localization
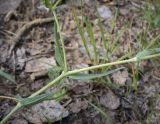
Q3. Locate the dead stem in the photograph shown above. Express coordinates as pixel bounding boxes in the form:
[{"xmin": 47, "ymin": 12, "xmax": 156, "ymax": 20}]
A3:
[{"xmin": 9, "ymin": 17, "xmax": 54, "ymax": 56}]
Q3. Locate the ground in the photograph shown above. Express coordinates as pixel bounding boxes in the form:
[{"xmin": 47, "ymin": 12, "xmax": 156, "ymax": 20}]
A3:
[{"xmin": 0, "ymin": 0, "xmax": 160, "ymax": 124}]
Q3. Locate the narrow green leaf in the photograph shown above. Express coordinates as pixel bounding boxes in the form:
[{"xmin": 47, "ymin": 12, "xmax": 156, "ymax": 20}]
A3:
[
  {"xmin": 43, "ymin": 0, "xmax": 61, "ymax": 10},
  {"xmin": 53, "ymin": 88, "xmax": 67, "ymax": 101},
  {"xmin": 53, "ymin": 10, "xmax": 68, "ymax": 72},
  {"xmin": 110, "ymin": 8, "xmax": 118, "ymax": 34},
  {"xmin": 136, "ymin": 48, "xmax": 160, "ymax": 61},
  {"xmin": 17, "ymin": 94, "xmax": 52, "ymax": 107},
  {"xmin": 147, "ymin": 34, "xmax": 160, "ymax": 49},
  {"xmin": 48, "ymin": 66, "xmax": 62, "ymax": 80},
  {"xmin": 111, "ymin": 26, "xmax": 126, "ymax": 52},
  {"xmin": 97, "ymin": 12, "xmax": 108, "ymax": 53},
  {"xmin": 43, "ymin": 0, "xmax": 53, "ymax": 9},
  {"xmin": 0, "ymin": 70, "xmax": 16, "ymax": 84},
  {"xmin": 52, "ymin": 0, "xmax": 62, "ymax": 10},
  {"xmin": 72, "ymin": 8, "xmax": 91, "ymax": 59},
  {"xmin": 54, "ymin": 21, "xmax": 65, "ymax": 67},
  {"xmin": 17, "ymin": 89, "xmax": 67, "ymax": 107},
  {"xmin": 55, "ymin": 46, "xmax": 64, "ymax": 67},
  {"xmin": 69, "ymin": 67, "xmax": 125, "ymax": 80},
  {"xmin": 85, "ymin": 16, "xmax": 98, "ymax": 64}
]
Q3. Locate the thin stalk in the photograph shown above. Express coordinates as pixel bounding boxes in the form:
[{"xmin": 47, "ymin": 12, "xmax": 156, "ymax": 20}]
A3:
[
  {"xmin": 30, "ymin": 56, "xmax": 138, "ymax": 96},
  {"xmin": 0, "ymin": 74, "xmax": 65, "ymax": 124},
  {"xmin": 0, "ymin": 103, "xmax": 22, "ymax": 124},
  {"xmin": 30, "ymin": 73, "xmax": 65, "ymax": 97},
  {"xmin": 0, "ymin": 96, "xmax": 18, "ymax": 102},
  {"xmin": 111, "ymin": 26, "xmax": 126, "ymax": 52},
  {"xmin": 5, "ymin": 54, "xmax": 160, "ymax": 95},
  {"xmin": 97, "ymin": 14, "xmax": 108, "ymax": 55},
  {"xmin": 52, "ymin": 0, "xmax": 62, "ymax": 10},
  {"xmin": 1, "ymin": 53, "xmax": 160, "ymax": 124},
  {"xmin": 146, "ymin": 34, "xmax": 160, "ymax": 49},
  {"xmin": 85, "ymin": 17, "xmax": 98, "ymax": 64},
  {"xmin": 72, "ymin": 8, "xmax": 91, "ymax": 59},
  {"xmin": 52, "ymin": 11, "xmax": 68, "ymax": 72},
  {"xmin": 67, "ymin": 57, "xmax": 136, "ymax": 75}
]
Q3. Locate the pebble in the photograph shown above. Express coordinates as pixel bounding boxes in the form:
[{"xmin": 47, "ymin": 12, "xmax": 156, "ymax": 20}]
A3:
[{"xmin": 97, "ymin": 5, "xmax": 112, "ymax": 20}]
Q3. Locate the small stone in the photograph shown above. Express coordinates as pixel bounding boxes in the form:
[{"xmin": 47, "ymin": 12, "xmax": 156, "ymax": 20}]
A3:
[
  {"xmin": 97, "ymin": 5, "xmax": 112, "ymax": 20},
  {"xmin": 112, "ymin": 70, "xmax": 129, "ymax": 86},
  {"xmin": 23, "ymin": 100, "xmax": 69, "ymax": 123},
  {"xmin": 100, "ymin": 90, "xmax": 120, "ymax": 110},
  {"xmin": 25, "ymin": 57, "xmax": 56, "ymax": 73}
]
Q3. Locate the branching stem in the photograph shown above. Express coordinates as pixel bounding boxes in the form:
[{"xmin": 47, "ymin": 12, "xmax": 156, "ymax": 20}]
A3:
[
  {"xmin": 1, "ymin": 1, "xmax": 160, "ymax": 123},
  {"xmin": 1, "ymin": 53, "xmax": 160, "ymax": 124}
]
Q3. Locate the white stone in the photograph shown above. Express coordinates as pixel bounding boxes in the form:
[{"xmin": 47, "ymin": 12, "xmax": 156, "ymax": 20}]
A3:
[{"xmin": 98, "ymin": 5, "xmax": 112, "ymax": 20}]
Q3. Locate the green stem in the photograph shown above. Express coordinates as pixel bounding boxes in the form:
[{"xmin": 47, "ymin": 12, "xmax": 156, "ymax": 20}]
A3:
[
  {"xmin": 30, "ymin": 73, "xmax": 65, "ymax": 97},
  {"xmin": 1, "ymin": 53, "xmax": 160, "ymax": 124},
  {"xmin": 31, "ymin": 53, "xmax": 160, "ymax": 96},
  {"xmin": 67, "ymin": 58, "xmax": 136, "ymax": 75},
  {"xmin": 0, "ymin": 103, "xmax": 22, "ymax": 124},
  {"xmin": 52, "ymin": 0, "xmax": 62, "ymax": 10},
  {"xmin": 52, "ymin": 11, "xmax": 68, "ymax": 72}
]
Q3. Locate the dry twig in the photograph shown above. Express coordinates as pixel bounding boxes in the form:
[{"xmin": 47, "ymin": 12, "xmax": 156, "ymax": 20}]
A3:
[{"xmin": 9, "ymin": 17, "xmax": 54, "ymax": 56}]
